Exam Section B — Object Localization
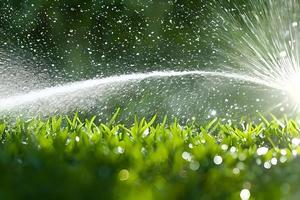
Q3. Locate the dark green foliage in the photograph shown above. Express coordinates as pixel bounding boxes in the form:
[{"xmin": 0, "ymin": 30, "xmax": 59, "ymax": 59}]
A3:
[{"xmin": 0, "ymin": 114, "xmax": 300, "ymax": 200}]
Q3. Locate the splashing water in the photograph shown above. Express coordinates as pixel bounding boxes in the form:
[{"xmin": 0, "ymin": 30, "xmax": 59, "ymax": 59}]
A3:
[
  {"xmin": 1, "ymin": 0, "xmax": 300, "ymax": 121},
  {"xmin": 216, "ymin": 0, "xmax": 300, "ymax": 110},
  {"xmin": 0, "ymin": 70, "xmax": 280, "ymax": 112}
]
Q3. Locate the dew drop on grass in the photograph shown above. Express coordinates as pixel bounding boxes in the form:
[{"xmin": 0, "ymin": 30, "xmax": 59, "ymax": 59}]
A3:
[
  {"xmin": 256, "ymin": 158, "xmax": 262, "ymax": 165},
  {"xmin": 271, "ymin": 157, "xmax": 278, "ymax": 165},
  {"xmin": 65, "ymin": 138, "xmax": 71, "ymax": 145},
  {"xmin": 237, "ymin": 162, "xmax": 245, "ymax": 170},
  {"xmin": 292, "ymin": 150, "xmax": 298, "ymax": 157},
  {"xmin": 213, "ymin": 155, "xmax": 223, "ymax": 165},
  {"xmin": 264, "ymin": 161, "xmax": 272, "ymax": 169},
  {"xmin": 280, "ymin": 149, "xmax": 287, "ymax": 156},
  {"xmin": 221, "ymin": 144, "xmax": 228, "ymax": 151},
  {"xmin": 189, "ymin": 161, "xmax": 200, "ymax": 171},
  {"xmin": 182, "ymin": 151, "xmax": 192, "ymax": 162},
  {"xmin": 291, "ymin": 138, "xmax": 300, "ymax": 146},
  {"xmin": 238, "ymin": 153, "xmax": 247, "ymax": 161},
  {"xmin": 119, "ymin": 169, "xmax": 129, "ymax": 181},
  {"xmin": 230, "ymin": 146, "xmax": 237, "ymax": 153},
  {"xmin": 115, "ymin": 146, "xmax": 124, "ymax": 154},
  {"xmin": 256, "ymin": 147, "xmax": 268, "ymax": 156},
  {"xmin": 280, "ymin": 156, "xmax": 288, "ymax": 163},
  {"xmin": 233, "ymin": 168, "xmax": 240, "ymax": 175},
  {"xmin": 142, "ymin": 128, "xmax": 149, "ymax": 137},
  {"xmin": 240, "ymin": 189, "xmax": 251, "ymax": 200}
]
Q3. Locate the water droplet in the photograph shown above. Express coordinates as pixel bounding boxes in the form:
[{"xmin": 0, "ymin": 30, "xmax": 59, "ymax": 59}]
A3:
[
  {"xmin": 233, "ymin": 168, "xmax": 240, "ymax": 175},
  {"xmin": 264, "ymin": 161, "xmax": 271, "ymax": 169},
  {"xmin": 142, "ymin": 128, "xmax": 149, "ymax": 137},
  {"xmin": 292, "ymin": 150, "xmax": 298, "ymax": 157},
  {"xmin": 210, "ymin": 109, "xmax": 217, "ymax": 116},
  {"xmin": 182, "ymin": 151, "xmax": 192, "ymax": 162},
  {"xmin": 119, "ymin": 169, "xmax": 129, "ymax": 181},
  {"xmin": 292, "ymin": 138, "xmax": 300, "ymax": 146},
  {"xmin": 256, "ymin": 147, "xmax": 268, "ymax": 156},
  {"xmin": 240, "ymin": 189, "xmax": 251, "ymax": 200},
  {"xmin": 230, "ymin": 146, "xmax": 237, "ymax": 153},
  {"xmin": 116, "ymin": 146, "xmax": 124, "ymax": 154},
  {"xmin": 292, "ymin": 21, "xmax": 298, "ymax": 27},
  {"xmin": 256, "ymin": 158, "xmax": 262, "ymax": 165},
  {"xmin": 280, "ymin": 156, "xmax": 287, "ymax": 163},
  {"xmin": 221, "ymin": 144, "xmax": 228, "ymax": 151},
  {"xmin": 271, "ymin": 157, "xmax": 278, "ymax": 165},
  {"xmin": 189, "ymin": 161, "xmax": 200, "ymax": 171},
  {"xmin": 213, "ymin": 155, "xmax": 223, "ymax": 165}
]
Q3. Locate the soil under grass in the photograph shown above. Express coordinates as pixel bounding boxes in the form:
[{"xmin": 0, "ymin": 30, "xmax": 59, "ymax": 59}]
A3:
[{"xmin": 0, "ymin": 112, "xmax": 300, "ymax": 200}]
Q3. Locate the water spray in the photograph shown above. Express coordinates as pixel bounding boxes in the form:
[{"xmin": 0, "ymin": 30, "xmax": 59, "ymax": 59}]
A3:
[{"xmin": 0, "ymin": 70, "xmax": 280, "ymax": 112}]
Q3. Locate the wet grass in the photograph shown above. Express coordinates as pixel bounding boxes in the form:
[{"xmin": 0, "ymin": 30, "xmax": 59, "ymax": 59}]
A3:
[{"xmin": 0, "ymin": 111, "xmax": 300, "ymax": 200}]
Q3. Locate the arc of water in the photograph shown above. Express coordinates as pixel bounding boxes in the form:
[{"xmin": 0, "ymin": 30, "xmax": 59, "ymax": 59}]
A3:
[{"xmin": 0, "ymin": 70, "xmax": 282, "ymax": 111}]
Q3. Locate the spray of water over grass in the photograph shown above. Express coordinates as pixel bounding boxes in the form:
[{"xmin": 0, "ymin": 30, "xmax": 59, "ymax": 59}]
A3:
[
  {"xmin": 0, "ymin": 70, "xmax": 279, "ymax": 111},
  {"xmin": 1, "ymin": 1, "xmax": 300, "ymax": 122},
  {"xmin": 1, "ymin": 1, "xmax": 300, "ymax": 199},
  {"xmin": 215, "ymin": 0, "xmax": 300, "ymax": 110}
]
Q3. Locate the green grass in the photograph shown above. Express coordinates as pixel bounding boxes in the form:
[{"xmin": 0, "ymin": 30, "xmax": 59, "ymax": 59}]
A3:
[{"xmin": 1, "ymin": 112, "xmax": 300, "ymax": 200}]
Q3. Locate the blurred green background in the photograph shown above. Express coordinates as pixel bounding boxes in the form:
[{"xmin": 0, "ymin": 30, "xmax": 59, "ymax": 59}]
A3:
[
  {"xmin": 2, "ymin": 0, "xmax": 284, "ymax": 124},
  {"xmin": 0, "ymin": 0, "xmax": 248, "ymax": 79}
]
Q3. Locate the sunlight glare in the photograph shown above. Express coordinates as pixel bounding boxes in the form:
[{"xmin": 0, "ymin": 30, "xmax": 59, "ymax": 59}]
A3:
[{"xmin": 285, "ymin": 73, "xmax": 300, "ymax": 106}]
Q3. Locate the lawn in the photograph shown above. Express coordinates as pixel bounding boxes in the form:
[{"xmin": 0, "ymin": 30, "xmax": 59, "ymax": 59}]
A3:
[{"xmin": 0, "ymin": 111, "xmax": 300, "ymax": 200}]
